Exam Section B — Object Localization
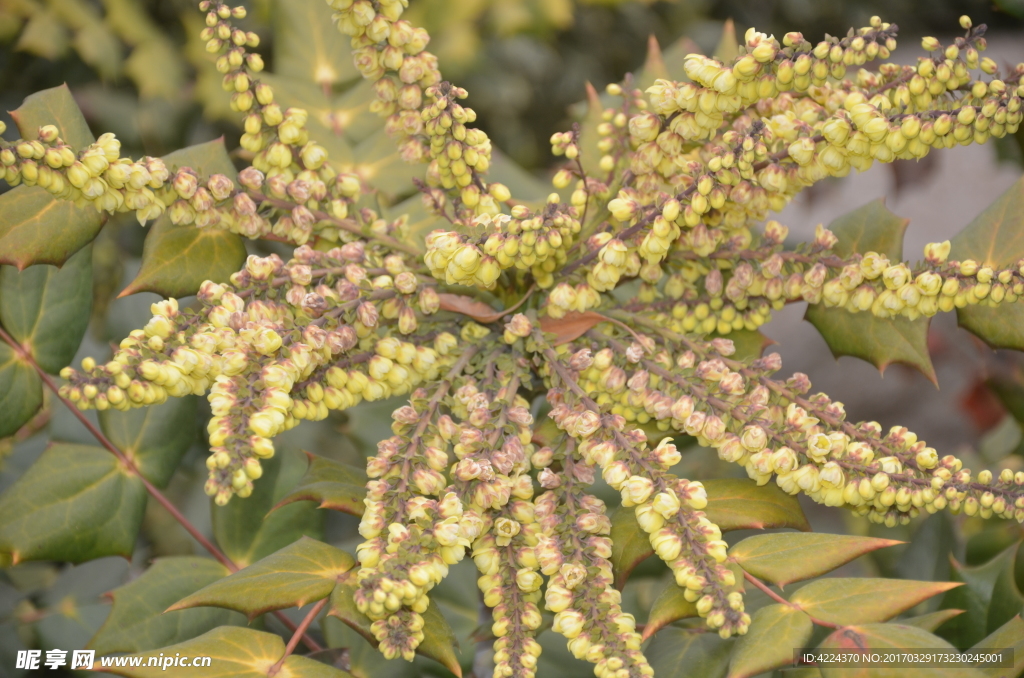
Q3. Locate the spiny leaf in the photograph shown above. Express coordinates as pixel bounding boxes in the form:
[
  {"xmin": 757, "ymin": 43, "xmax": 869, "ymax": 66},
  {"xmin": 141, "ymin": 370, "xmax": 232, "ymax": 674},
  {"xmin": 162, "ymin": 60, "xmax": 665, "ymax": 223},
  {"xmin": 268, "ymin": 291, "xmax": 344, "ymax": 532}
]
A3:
[
  {"xmin": 789, "ymin": 578, "xmax": 961, "ymax": 626},
  {"xmin": 168, "ymin": 537, "xmax": 355, "ymax": 619},
  {"xmin": 727, "ymin": 604, "xmax": 813, "ymax": 678},
  {"xmin": 119, "ymin": 138, "xmax": 246, "ymax": 299},
  {"xmin": 212, "ymin": 447, "xmax": 324, "ymax": 568},
  {"xmin": 0, "ymin": 85, "xmax": 104, "ymax": 269},
  {"xmin": 88, "ymin": 557, "xmax": 243, "ymax": 657},
  {"xmin": 804, "ymin": 198, "xmax": 936, "ymax": 384},
  {"xmin": 973, "ymin": 615, "xmax": 1024, "ymax": 678},
  {"xmin": 939, "ymin": 545, "xmax": 1020, "ymax": 647},
  {"xmin": 817, "ymin": 623, "xmax": 984, "ymax": 678},
  {"xmin": 951, "ymin": 174, "xmax": 1024, "ymax": 350},
  {"xmin": 98, "ymin": 396, "xmax": 198, "ymax": 488},
  {"xmin": 0, "ymin": 443, "xmax": 146, "ymax": 564},
  {"xmin": 97, "ymin": 626, "xmax": 353, "ymax": 678},
  {"xmin": 0, "ymin": 243, "xmax": 92, "ymax": 374},
  {"xmin": 729, "ymin": 533, "xmax": 902, "ymax": 587},
  {"xmin": 0, "ymin": 342, "xmax": 43, "ymax": 439},
  {"xmin": 645, "ymin": 624, "xmax": 735, "ymax": 678},
  {"xmin": 611, "ymin": 480, "xmax": 809, "ymax": 586},
  {"xmin": 272, "ymin": 452, "xmax": 368, "ymax": 515}
]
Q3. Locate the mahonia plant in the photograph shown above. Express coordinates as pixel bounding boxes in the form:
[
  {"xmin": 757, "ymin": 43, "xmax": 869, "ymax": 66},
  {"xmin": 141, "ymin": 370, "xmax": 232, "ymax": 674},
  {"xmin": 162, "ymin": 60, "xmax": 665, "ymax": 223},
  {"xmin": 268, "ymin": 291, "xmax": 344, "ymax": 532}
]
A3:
[{"xmin": 3, "ymin": 1, "xmax": 1022, "ymax": 674}]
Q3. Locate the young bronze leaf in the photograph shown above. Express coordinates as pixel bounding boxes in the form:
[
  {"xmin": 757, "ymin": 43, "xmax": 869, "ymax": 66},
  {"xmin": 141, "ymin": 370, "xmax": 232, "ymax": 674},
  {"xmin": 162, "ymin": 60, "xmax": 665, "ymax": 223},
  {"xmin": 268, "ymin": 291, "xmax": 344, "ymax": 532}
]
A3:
[
  {"xmin": 0, "ymin": 444, "xmax": 146, "ymax": 564},
  {"xmin": 96, "ymin": 626, "xmax": 353, "ymax": 678},
  {"xmin": 271, "ymin": 451, "xmax": 368, "ymax": 515},
  {"xmin": 951, "ymin": 174, "xmax": 1024, "ymax": 350},
  {"xmin": 119, "ymin": 138, "xmax": 246, "ymax": 298},
  {"xmin": 804, "ymin": 199, "xmax": 936, "ymax": 383},
  {"xmin": 789, "ymin": 578, "xmax": 961, "ymax": 626},
  {"xmin": 170, "ymin": 537, "xmax": 354, "ymax": 619},
  {"xmin": 642, "ymin": 582, "xmax": 699, "ymax": 641},
  {"xmin": 727, "ymin": 604, "xmax": 813, "ymax": 678},
  {"xmin": 1, "ymin": 85, "xmax": 104, "ymax": 269},
  {"xmin": 540, "ymin": 311, "xmax": 612, "ymax": 345},
  {"xmin": 817, "ymin": 623, "xmax": 978, "ymax": 678},
  {"xmin": 88, "ymin": 556, "xmax": 242, "ymax": 657},
  {"xmin": 438, "ymin": 293, "xmax": 504, "ymax": 322},
  {"xmin": 0, "ymin": 244, "xmax": 93, "ymax": 374},
  {"xmin": 729, "ymin": 533, "xmax": 902, "ymax": 586}
]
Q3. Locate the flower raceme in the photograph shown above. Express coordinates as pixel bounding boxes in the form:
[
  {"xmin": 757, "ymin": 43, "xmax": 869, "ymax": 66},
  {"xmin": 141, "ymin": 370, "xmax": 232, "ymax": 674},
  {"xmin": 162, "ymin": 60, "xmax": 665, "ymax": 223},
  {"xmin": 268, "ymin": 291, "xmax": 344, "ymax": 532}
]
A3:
[{"xmin": 8, "ymin": 1, "xmax": 1019, "ymax": 675}]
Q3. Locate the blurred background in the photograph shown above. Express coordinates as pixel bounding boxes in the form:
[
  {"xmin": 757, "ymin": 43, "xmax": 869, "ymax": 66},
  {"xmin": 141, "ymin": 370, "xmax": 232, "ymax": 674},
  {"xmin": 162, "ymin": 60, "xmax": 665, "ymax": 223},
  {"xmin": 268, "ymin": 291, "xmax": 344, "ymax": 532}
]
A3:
[{"xmin": 2, "ymin": 0, "xmax": 1024, "ymax": 675}]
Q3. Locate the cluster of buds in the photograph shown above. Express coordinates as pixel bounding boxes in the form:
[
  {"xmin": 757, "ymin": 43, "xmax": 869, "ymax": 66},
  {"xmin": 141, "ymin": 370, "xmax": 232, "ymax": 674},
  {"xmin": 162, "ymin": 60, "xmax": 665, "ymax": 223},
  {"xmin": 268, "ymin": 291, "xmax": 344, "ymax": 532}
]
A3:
[
  {"xmin": 60, "ymin": 244, "xmax": 453, "ymax": 503},
  {"xmin": 29, "ymin": 3, "xmax": 1024, "ymax": 675},
  {"xmin": 424, "ymin": 197, "xmax": 582, "ymax": 289},
  {"xmin": 0, "ymin": 127, "xmax": 169, "ymax": 223},
  {"xmin": 821, "ymin": 243, "xmax": 1024, "ymax": 320},
  {"xmin": 538, "ymin": 337, "xmax": 749, "ymax": 641}
]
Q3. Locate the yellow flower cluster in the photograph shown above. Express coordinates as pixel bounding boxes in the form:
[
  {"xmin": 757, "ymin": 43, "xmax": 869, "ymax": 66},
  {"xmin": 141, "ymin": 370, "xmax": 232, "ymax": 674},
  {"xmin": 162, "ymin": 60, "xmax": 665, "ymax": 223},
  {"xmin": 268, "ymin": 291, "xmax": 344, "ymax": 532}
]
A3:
[
  {"xmin": 61, "ymin": 245, "xmax": 450, "ymax": 503},
  {"xmin": 424, "ymin": 198, "xmax": 582, "ymax": 289}
]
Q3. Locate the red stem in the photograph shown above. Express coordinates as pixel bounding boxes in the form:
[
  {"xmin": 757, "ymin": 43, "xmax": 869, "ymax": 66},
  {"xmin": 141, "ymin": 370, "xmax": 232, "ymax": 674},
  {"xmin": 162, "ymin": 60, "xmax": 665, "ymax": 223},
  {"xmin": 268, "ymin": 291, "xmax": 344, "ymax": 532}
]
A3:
[
  {"xmin": 268, "ymin": 597, "xmax": 329, "ymax": 676},
  {"xmin": 741, "ymin": 569, "xmax": 840, "ymax": 628}
]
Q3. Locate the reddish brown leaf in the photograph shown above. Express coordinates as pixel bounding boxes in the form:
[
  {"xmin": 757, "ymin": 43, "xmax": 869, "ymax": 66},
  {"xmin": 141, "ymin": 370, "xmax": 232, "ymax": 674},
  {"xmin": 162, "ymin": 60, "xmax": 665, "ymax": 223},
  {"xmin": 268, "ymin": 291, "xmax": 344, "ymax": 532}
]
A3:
[
  {"xmin": 540, "ymin": 311, "xmax": 612, "ymax": 345},
  {"xmin": 959, "ymin": 378, "xmax": 1005, "ymax": 432},
  {"xmin": 437, "ymin": 293, "xmax": 502, "ymax": 322}
]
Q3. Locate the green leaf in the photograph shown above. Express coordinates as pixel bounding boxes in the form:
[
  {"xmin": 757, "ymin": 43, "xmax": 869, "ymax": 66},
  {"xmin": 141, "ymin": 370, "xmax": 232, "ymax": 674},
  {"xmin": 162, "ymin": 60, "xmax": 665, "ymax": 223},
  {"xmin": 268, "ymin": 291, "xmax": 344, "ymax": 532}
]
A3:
[
  {"xmin": 727, "ymin": 604, "xmax": 813, "ymax": 678},
  {"xmin": 213, "ymin": 447, "xmax": 324, "ymax": 568},
  {"xmin": 611, "ymin": 479, "xmax": 809, "ymax": 587},
  {"xmin": 817, "ymin": 623, "xmax": 984, "ymax": 678},
  {"xmin": 0, "ymin": 243, "xmax": 92, "ymax": 373},
  {"xmin": 804, "ymin": 198, "xmax": 935, "ymax": 383},
  {"xmin": 88, "ymin": 556, "xmax": 243, "ymax": 656},
  {"xmin": 273, "ymin": 0, "xmax": 358, "ymax": 88},
  {"xmin": 939, "ymin": 545, "xmax": 1020, "ymax": 647},
  {"xmin": 15, "ymin": 11, "xmax": 70, "ymax": 60},
  {"xmin": 0, "ymin": 443, "xmax": 146, "ymax": 563},
  {"xmin": 973, "ymin": 615, "xmax": 1024, "ymax": 678},
  {"xmin": 645, "ymin": 624, "xmax": 735, "ymax": 678},
  {"xmin": 97, "ymin": 626, "xmax": 353, "ymax": 678},
  {"xmin": 901, "ymin": 608, "xmax": 966, "ymax": 632},
  {"xmin": 789, "ymin": 578, "xmax": 961, "ymax": 626},
  {"xmin": 951, "ymin": 174, "xmax": 1024, "ymax": 350},
  {"xmin": 417, "ymin": 599, "xmax": 463, "ymax": 678},
  {"xmin": 169, "ymin": 537, "xmax": 354, "ymax": 619},
  {"xmin": 119, "ymin": 138, "xmax": 246, "ymax": 298},
  {"xmin": 0, "ymin": 85, "xmax": 105, "ymax": 269},
  {"xmin": 0, "ymin": 342, "xmax": 42, "ymax": 439},
  {"xmin": 642, "ymin": 581, "xmax": 698, "ymax": 641},
  {"xmin": 730, "ymin": 533, "xmax": 902, "ymax": 587},
  {"xmin": 701, "ymin": 479, "xmax": 811, "ymax": 532},
  {"xmin": 98, "ymin": 396, "xmax": 198, "ymax": 487},
  {"xmin": 272, "ymin": 452, "xmax": 367, "ymax": 515},
  {"xmin": 713, "ymin": 329, "xmax": 774, "ymax": 361},
  {"xmin": 0, "ymin": 187, "xmax": 105, "ymax": 270}
]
